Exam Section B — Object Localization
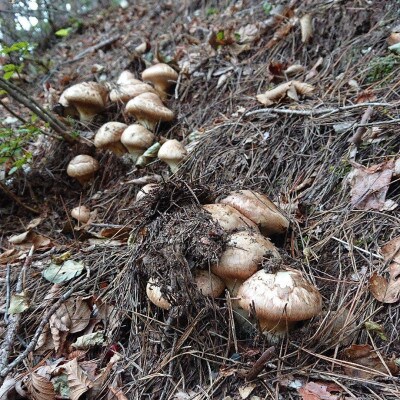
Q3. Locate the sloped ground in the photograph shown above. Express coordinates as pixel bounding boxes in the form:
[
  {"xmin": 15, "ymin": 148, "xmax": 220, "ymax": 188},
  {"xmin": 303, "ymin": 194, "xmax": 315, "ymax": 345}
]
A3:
[{"xmin": 1, "ymin": 0, "xmax": 400, "ymax": 399}]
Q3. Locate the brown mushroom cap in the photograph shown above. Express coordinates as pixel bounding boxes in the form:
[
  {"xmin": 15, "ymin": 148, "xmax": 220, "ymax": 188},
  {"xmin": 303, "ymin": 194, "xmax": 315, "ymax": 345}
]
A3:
[
  {"xmin": 157, "ymin": 139, "xmax": 187, "ymax": 173},
  {"xmin": 61, "ymin": 82, "xmax": 108, "ymax": 122},
  {"xmin": 146, "ymin": 278, "xmax": 172, "ymax": 310},
  {"xmin": 110, "ymin": 82, "xmax": 156, "ymax": 103},
  {"xmin": 194, "ymin": 270, "xmax": 226, "ymax": 298},
  {"xmin": 121, "ymin": 124, "xmax": 155, "ymax": 162},
  {"xmin": 116, "ymin": 70, "xmax": 140, "ymax": 85},
  {"xmin": 219, "ymin": 190, "xmax": 289, "ymax": 236},
  {"xmin": 203, "ymin": 203, "xmax": 258, "ymax": 233},
  {"xmin": 211, "ymin": 230, "xmax": 280, "ymax": 282},
  {"xmin": 67, "ymin": 155, "xmax": 99, "ymax": 185},
  {"xmin": 94, "ymin": 122, "xmax": 128, "ymax": 156},
  {"xmin": 141, "ymin": 63, "xmax": 178, "ymax": 99},
  {"xmin": 71, "ymin": 205, "xmax": 91, "ymax": 223},
  {"xmin": 125, "ymin": 92, "xmax": 174, "ymax": 131},
  {"xmin": 237, "ymin": 269, "xmax": 322, "ymax": 334}
]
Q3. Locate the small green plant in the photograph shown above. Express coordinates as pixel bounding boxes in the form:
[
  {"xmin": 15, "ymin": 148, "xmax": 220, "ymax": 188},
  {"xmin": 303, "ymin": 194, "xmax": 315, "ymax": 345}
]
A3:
[
  {"xmin": 206, "ymin": 7, "xmax": 218, "ymax": 16},
  {"xmin": 0, "ymin": 41, "xmax": 30, "ymax": 81},
  {"xmin": 366, "ymin": 54, "xmax": 400, "ymax": 83},
  {"xmin": 262, "ymin": 1, "xmax": 273, "ymax": 15}
]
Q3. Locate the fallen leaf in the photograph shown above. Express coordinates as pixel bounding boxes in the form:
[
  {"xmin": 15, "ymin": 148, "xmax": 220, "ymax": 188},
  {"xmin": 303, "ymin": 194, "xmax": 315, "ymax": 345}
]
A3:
[
  {"xmin": 300, "ymin": 14, "xmax": 312, "ymax": 43},
  {"xmin": 43, "ymin": 260, "xmax": 84, "ymax": 284},
  {"xmin": 239, "ymin": 383, "xmax": 256, "ymax": 399},
  {"xmin": 8, "ymin": 231, "xmax": 51, "ymax": 250},
  {"xmin": 63, "ymin": 358, "xmax": 93, "ymax": 400},
  {"xmin": 355, "ymin": 90, "xmax": 377, "ymax": 104},
  {"xmin": 298, "ymin": 381, "xmax": 341, "ymax": 399},
  {"xmin": 71, "ymin": 331, "xmax": 105, "ymax": 350},
  {"xmin": 364, "ymin": 321, "xmax": 388, "ymax": 341},
  {"xmin": 8, "ymin": 291, "xmax": 30, "ymax": 314},
  {"xmin": 257, "ymin": 81, "xmax": 314, "ymax": 106},
  {"xmin": 27, "ymin": 373, "xmax": 56, "ymax": 400},
  {"xmin": 381, "ymin": 237, "xmax": 400, "ymax": 265}
]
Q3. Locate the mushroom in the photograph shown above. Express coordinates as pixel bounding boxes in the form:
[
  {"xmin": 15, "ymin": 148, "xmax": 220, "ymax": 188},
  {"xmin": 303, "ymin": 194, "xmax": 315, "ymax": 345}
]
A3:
[
  {"xmin": 121, "ymin": 124, "xmax": 155, "ymax": 162},
  {"xmin": 125, "ymin": 92, "xmax": 175, "ymax": 131},
  {"xmin": 203, "ymin": 203, "xmax": 258, "ymax": 233},
  {"xmin": 194, "ymin": 270, "xmax": 226, "ymax": 298},
  {"xmin": 110, "ymin": 72, "xmax": 156, "ymax": 104},
  {"xmin": 59, "ymin": 82, "xmax": 108, "ymax": 122},
  {"xmin": 71, "ymin": 205, "xmax": 91, "ymax": 223},
  {"xmin": 219, "ymin": 190, "xmax": 289, "ymax": 237},
  {"xmin": 211, "ymin": 230, "xmax": 280, "ymax": 293},
  {"xmin": 116, "ymin": 70, "xmax": 139, "ymax": 85},
  {"xmin": 136, "ymin": 183, "xmax": 159, "ymax": 201},
  {"xmin": 141, "ymin": 63, "xmax": 179, "ymax": 100},
  {"xmin": 237, "ymin": 269, "xmax": 322, "ymax": 337},
  {"xmin": 146, "ymin": 278, "xmax": 172, "ymax": 310},
  {"xmin": 67, "ymin": 155, "xmax": 99, "ymax": 185},
  {"xmin": 94, "ymin": 122, "xmax": 128, "ymax": 156},
  {"xmin": 157, "ymin": 139, "xmax": 187, "ymax": 173}
]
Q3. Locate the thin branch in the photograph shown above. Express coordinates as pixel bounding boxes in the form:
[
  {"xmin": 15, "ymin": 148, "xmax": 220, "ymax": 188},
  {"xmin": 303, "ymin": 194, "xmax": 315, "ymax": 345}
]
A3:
[
  {"xmin": 238, "ymin": 346, "xmax": 276, "ymax": 380},
  {"xmin": 349, "ymin": 106, "xmax": 373, "ymax": 145}
]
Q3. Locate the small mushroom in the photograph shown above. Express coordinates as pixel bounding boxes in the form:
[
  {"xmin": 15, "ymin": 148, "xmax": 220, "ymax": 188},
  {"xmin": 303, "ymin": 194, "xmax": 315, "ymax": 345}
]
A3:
[
  {"xmin": 203, "ymin": 203, "xmax": 258, "ymax": 233},
  {"xmin": 94, "ymin": 122, "xmax": 128, "ymax": 156},
  {"xmin": 211, "ymin": 230, "xmax": 280, "ymax": 292},
  {"xmin": 237, "ymin": 269, "xmax": 322, "ymax": 337},
  {"xmin": 220, "ymin": 190, "xmax": 289, "ymax": 237},
  {"xmin": 141, "ymin": 63, "xmax": 179, "ymax": 100},
  {"xmin": 157, "ymin": 139, "xmax": 187, "ymax": 173},
  {"xmin": 116, "ymin": 70, "xmax": 139, "ymax": 85},
  {"xmin": 110, "ymin": 72, "xmax": 156, "ymax": 104},
  {"xmin": 146, "ymin": 278, "xmax": 172, "ymax": 310},
  {"xmin": 136, "ymin": 183, "xmax": 159, "ymax": 201},
  {"xmin": 67, "ymin": 155, "xmax": 99, "ymax": 185},
  {"xmin": 121, "ymin": 124, "xmax": 155, "ymax": 162},
  {"xmin": 59, "ymin": 82, "xmax": 108, "ymax": 122},
  {"xmin": 194, "ymin": 270, "xmax": 226, "ymax": 298},
  {"xmin": 71, "ymin": 205, "xmax": 91, "ymax": 223},
  {"xmin": 125, "ymin": 92, "xmax": 175, "ymax": 131}
]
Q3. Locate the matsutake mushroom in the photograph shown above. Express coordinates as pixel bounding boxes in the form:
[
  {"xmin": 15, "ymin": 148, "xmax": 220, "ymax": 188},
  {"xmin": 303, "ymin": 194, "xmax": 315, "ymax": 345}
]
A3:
[
  {"xmin": 121, "ymin": 124, "xmax": 155, "ymax": 162},
  {"xmin": 67, "ymin": 155, "xmax": 99, "ymax": 185},
  {"xmin": 194, "ymin": 270, "xmax": 226, "ymax": 298},
  {"xmin": 141, "ymin": 63, "xmax": 178, "ymax": 100},
  {"xmin": 71, "ymin": 205, "xmax": 91, "ymax": 223},
  {"xmin": 94, "ymin": 122, "xmax": 128, "ymax": 156},
  {"xmin": 157, "ymin": 139, "xmax": 187, "ymax": 173},
  {"xmin": 146, "ymin": 278, "xmax": 172, "ymax": 310}
]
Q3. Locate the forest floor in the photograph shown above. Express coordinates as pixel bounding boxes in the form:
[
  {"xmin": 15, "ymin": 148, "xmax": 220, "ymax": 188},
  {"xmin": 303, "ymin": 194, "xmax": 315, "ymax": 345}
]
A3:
[{"xmin": 1, "ymin": 0, "xmax": 400, "ymax": 399}]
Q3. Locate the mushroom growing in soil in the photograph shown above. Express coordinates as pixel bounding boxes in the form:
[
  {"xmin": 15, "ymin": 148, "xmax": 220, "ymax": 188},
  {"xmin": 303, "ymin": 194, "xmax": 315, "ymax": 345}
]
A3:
[
  {"xmin": 58, "ymin": 82, "xmax": 108, "ymax": 122},
  {"xmin": 125, "ymin": 92, "xmax": 175, "ymax": 131},
  {"xmin": 219, "ymin": 190, "xmax": 289, "ymax": 237},
  {"xmin": 146, "ymin": 278, "xmax": 172, "ymax": 310},
  {"xmin": 71, "ymin": 205, "xmax": 91, "ymax": 223},
  {"xmin": 237, "ymin": 269, "xmax": 322, "ymax": 337},
  {"xmin": 136, "ymin": 183, "xmax": 159, "ymax": 201},
  {"xmin": 203, "ymin": 203, "xmax": 258, "ymax": 233},
  {"xmin": 141, "ymin": 63, "xmax": 179, "ymax": 100},
  {"xmin": 110, "ymin": 72, "xmax": 156, "ymax": 103},
  {"xmin": 157, "ymin": 139, "xmax": 188, "ymax": 173},
  {"xmin": 121, "ymin": 124, "xmax": 155, "ymax": 162},
  {"xmin": 94, "ymin": 122, "xmax": 128, "ymax": 156},
  {"xmin": 211, "ymin": 230, "xmax": 281, "ymax": 293},
  {"xmin": 67, "ymin": 155, "xmax": 99, "ymax": 185},
  {"xmin": 194, "ymin": 270, "xmax": 226, "ymax": 298}
]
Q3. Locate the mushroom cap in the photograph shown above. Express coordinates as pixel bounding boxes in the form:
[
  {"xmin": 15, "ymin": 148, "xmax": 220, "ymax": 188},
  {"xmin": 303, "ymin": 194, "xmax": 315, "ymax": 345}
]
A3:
[
  {"xmin": 142, "ymin": 63, "xmax": 178, "ymax": 89},
  {"xmin": 203, "ymin": 203, "xmax": 258, "ymax": 233},
  {"xmin": 136, "ymin": 183, "xmax": 159, "ymax": 201},
  {"xmin": 211, "ymin": 230, "xmax": 280, "ymax": 281},
  {"xmin": 94, "ymin": 122, "xmax": 128, "ymax": 155},
  {"xmin": 110, "ymin": 82, "xmax": 156, "ymax": 103},
  {"xmin": 220, "ymin": 190, "xmax": 289, "ymax": 236},
  {"xmin": 237, "ymin": 269, "xmax": 322, "ymax": 322},
  {"xmin": 158, "ymin": 139, "xmax": 187, "ymax": 166},
  {"xmin": 121, "ymin": 124, "xmax": 155, "ymax": 154},
  {"xmin": 194, "ymin": 270, "xmax": 226, "ymax": 298},
  {"xmin": 125, "ymin": 92, "xmax": 175, "ymax": 125},
  {"xmin": 116, "ymin": 70, "xmax": 140, "ymax": 85},
  {"xmin": 67, "ymin": 155, "xmax": 99, "ymax": 181},
  {"xmin": 71, "ymin": 205, "xmax": 91, "ymax": 223},
  {"xmin": 146, "ymin": 278, "xmax": 172, "ymax": 310}
]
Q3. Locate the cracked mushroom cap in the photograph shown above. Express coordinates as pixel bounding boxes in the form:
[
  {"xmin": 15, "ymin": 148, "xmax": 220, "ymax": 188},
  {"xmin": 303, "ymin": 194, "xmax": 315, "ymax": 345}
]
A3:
[
  {"xmin": 237, "ymin": 269, "xmax": 322, "ymax": 334},
  {"xmin": 219, "ymin": 190, "xmax": 289, "ymax": 237},
  {"xmin": 157, "ymin": 139, "xmax": 187, "ymax": 173},
  {"xmin": 71, "ymin": 205, "xmax": 91, "ymax": 223},
  {"xmin": 125, "ymin": 92, "xmax": 175, "ymax": 131},
  {"xmin": 194, "ymin": 270, "xmax": 226, "ymax": 298},
  {"xmin": 211, "ymin": 230, "xmax": 281, "ymax": 284},
  {"xmin": 94, "ymin": 122, "xmax": 128, "ymax": 156},
  {"xmin": 61, "ymin": 82, "xmax": 108, "ymax": 122},
  {"xmin": 141, "ymin": 63, "xmax": 178, "ymax": 99},
  {"xmin": 67, "ymin": 155, "xmax": 99, "ymax": 185},
  {"xmin": 203, "ymin": 203, "xmax": 258, "ymax": 233},
  {"xmin": 121, "ymin": 124, "xmax": 155, "ymax": 162}
]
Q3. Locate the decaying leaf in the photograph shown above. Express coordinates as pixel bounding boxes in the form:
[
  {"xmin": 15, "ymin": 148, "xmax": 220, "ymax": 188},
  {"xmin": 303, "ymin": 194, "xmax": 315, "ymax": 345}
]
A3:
[
  {"xmin": 8, "ymin": 230, "xmax": 51, "ymax": 250},
  {"xmin": 8, "ymin": 290, "xmax": 30, "ymax": 314},
  {"xmin": 43, "ymin": 259, "xmax": 85, "ymax": 283},
  {"xmin": 0, "ymin": 248, "xmax": 23, "ymax": 264},
  {"xmin": 63, "ymin": 358, "xmax": 93, "ymax": 400},
  {"xmin": 381, "ymin": 236, "xmax": 400, "ymax": 265},
  {"xmin": 298, "ymin": 381, "xmax": 342, "ymax": 400},
  {"xmin": 300, "ymin": 14, "xmax": 313, "ymax": 43},
  {"xmin": 72, "ymin": 331, "xmax": 105, "ymax": 350},
  {"xmin": 238, "ymin": 383, "xmax": 256, "ymax": 399},
  {"xmin": 364, "ymin": 321, "xmax": 388, "ymax": 341},
  {"xmin": 341, "ymin": 344, "xmax": 399, "ymax": 378},
  {"xmin": 27, "ymin": 373, "xmax": 56, "ymax": 400},
  {"xmin": 348, "ymin": 160, "xmax": 397, "ymax": 211},
  {"xmin": 257, "ymin": 81, "xmax": 314, "ymax": 106},
  {"xmin": 369, "ymin": 272, "xmax": 400, "ymax": 303}
]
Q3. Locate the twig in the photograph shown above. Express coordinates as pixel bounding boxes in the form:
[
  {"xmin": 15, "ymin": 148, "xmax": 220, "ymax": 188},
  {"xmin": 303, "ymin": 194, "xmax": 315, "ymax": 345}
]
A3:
[
  {"xmin": 331, "ymin": 237, "xmax": 383, "ymax": 260},
  {"xmin": 349, "ymin": 106, "xmax": 373, "ymax": 145},
  {"xmin": 4, "ymin": 265, "xmax": 11, "ymax": 324},
  {"xmin": 0, "ymin": 246, "xmax": 34, "ymax": 380},
  {"xmin": 0, "ymin": 277, "xmax": 88, "ymax": 379},
  {"xmin": 238, "ymin": 346, "xmax": 276, "ymax": 380},
  {"xmin": 0, "ymin": 181, "xmax": 40, "ymax": 214}
]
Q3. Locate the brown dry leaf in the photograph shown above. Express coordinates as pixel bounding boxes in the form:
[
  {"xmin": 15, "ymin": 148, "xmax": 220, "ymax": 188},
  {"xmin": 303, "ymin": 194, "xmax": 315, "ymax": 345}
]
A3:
[
  {"xmin": 0, "ymin": 248, "xmax": 22, "ymax": 264},
  {"xmin": 256, "ymin": 81, "xmax": 314, "ymax": 106},
  {"xmin": 27, "ymin": 373, "xmax": 56, "ymax": 400},
  {"xmin": 98, "ymin": 226, "xmax": 132, "ymax": 241},
  {"xmin": 300, "ymin": 14, "xmax": 313, "ymax": 43},
  {"xmin": 26, "ymin": 217, "xmax": 43, "ymax": 230},
  {"xmin": 298, "ymin": 381, "xmax": 342, "ymax": 399},
  {"xmin": 238, "ymin": 383, "xmax": 256, "ymax": 399},
  {"xmin": 387, "ymin": 32, "xmax": 400, "ymax": 46},
  {"xmin": 355, "ymin": 90, "xmax": 377, "ymax": 104},
  {"xmin": 348, "ymin": 160, "xmax": 397, "ymax": 211},
  {"xmin": 266, "ymin": 18, "xmax": 297, "ymax": 50},
  {"xmin": 381, "ymin": 237, "xmax": 400, "ymax": 265},
  {"xmin": 69, "ymin": 296, "xmax": 93, "ymax": 334},
  {"xmin": 64, "ymin": 358, "xmax": 93, "ymax": 400},
  {"xmin": 342, "ymin": 344, "xmax": 399, "ymax": 378},
  {"xmin": 8, "ymin": 230, "xmax": 51, "ymax": 250}
]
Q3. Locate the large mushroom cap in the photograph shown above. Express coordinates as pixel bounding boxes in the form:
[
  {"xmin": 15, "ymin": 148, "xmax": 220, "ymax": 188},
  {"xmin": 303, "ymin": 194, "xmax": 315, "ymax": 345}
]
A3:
[
  {"xmin": 141, "ymin": 63, "xmax": 178, "ymax": 99},
  {"xmin": 211, "ymin": 230, "xmax": 280, "ymax": 282},
  {"xmin": 121, "ymin": 124, "xmax": 155, "ymax": 162},
  {"xmin": 125, "ymin": 92, "xmax": 174, "ymax": 131},
  {"xmin": 237, "ymin": 269, "xmax": 322, "ymax": 333},
  {"xmin": 194, "ymin": 270, "xmax": 226, "ymax": 298},
  {"xmin": 61, "ymin": 82, "xmax": 108, "ymax": 122},
  {"xmin": 67, "ymin": 155, "xmax": 99, "ymax": 185},
  {"xmin": 219, "ymin": 190, "xmax": 289, "ymax": 236},
  {"xmin": 203, "ymin": 203, "xmax": 258, "ymax": 233},
  {"xmin": 94, "ymin": 122, "xmax": 128, "ymax": 156},
  {"xmin": 157, "ymin": 139, "xmax": 187, "ymax": 173}
]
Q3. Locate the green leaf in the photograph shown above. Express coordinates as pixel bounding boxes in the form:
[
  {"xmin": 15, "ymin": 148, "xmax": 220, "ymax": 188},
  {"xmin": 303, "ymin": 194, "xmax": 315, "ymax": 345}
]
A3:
[
  {"xmin": 43, "ymin": 259, "xmax": 85, "ymax": 283},
  {"xmin": 55, "ymin": 28, "xmax": 72, "ymax": 37},
  {"xmin": 3, "ymin": 71, "xmax": 14, "ymax": 80},
  {"xmin": 262, "ymin": 2, "xmax": 273, "ymax": 15},
  {"xmin": 3, "ymin": 64, "xmax": 17, "ymax": 72},
  {"xmin": 216, "ymin": 30, "xmax": 225, "ymax": 41},
  {"xmin": 8, "ymin": 291, "xmax": 30, "ymax": 314}
]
